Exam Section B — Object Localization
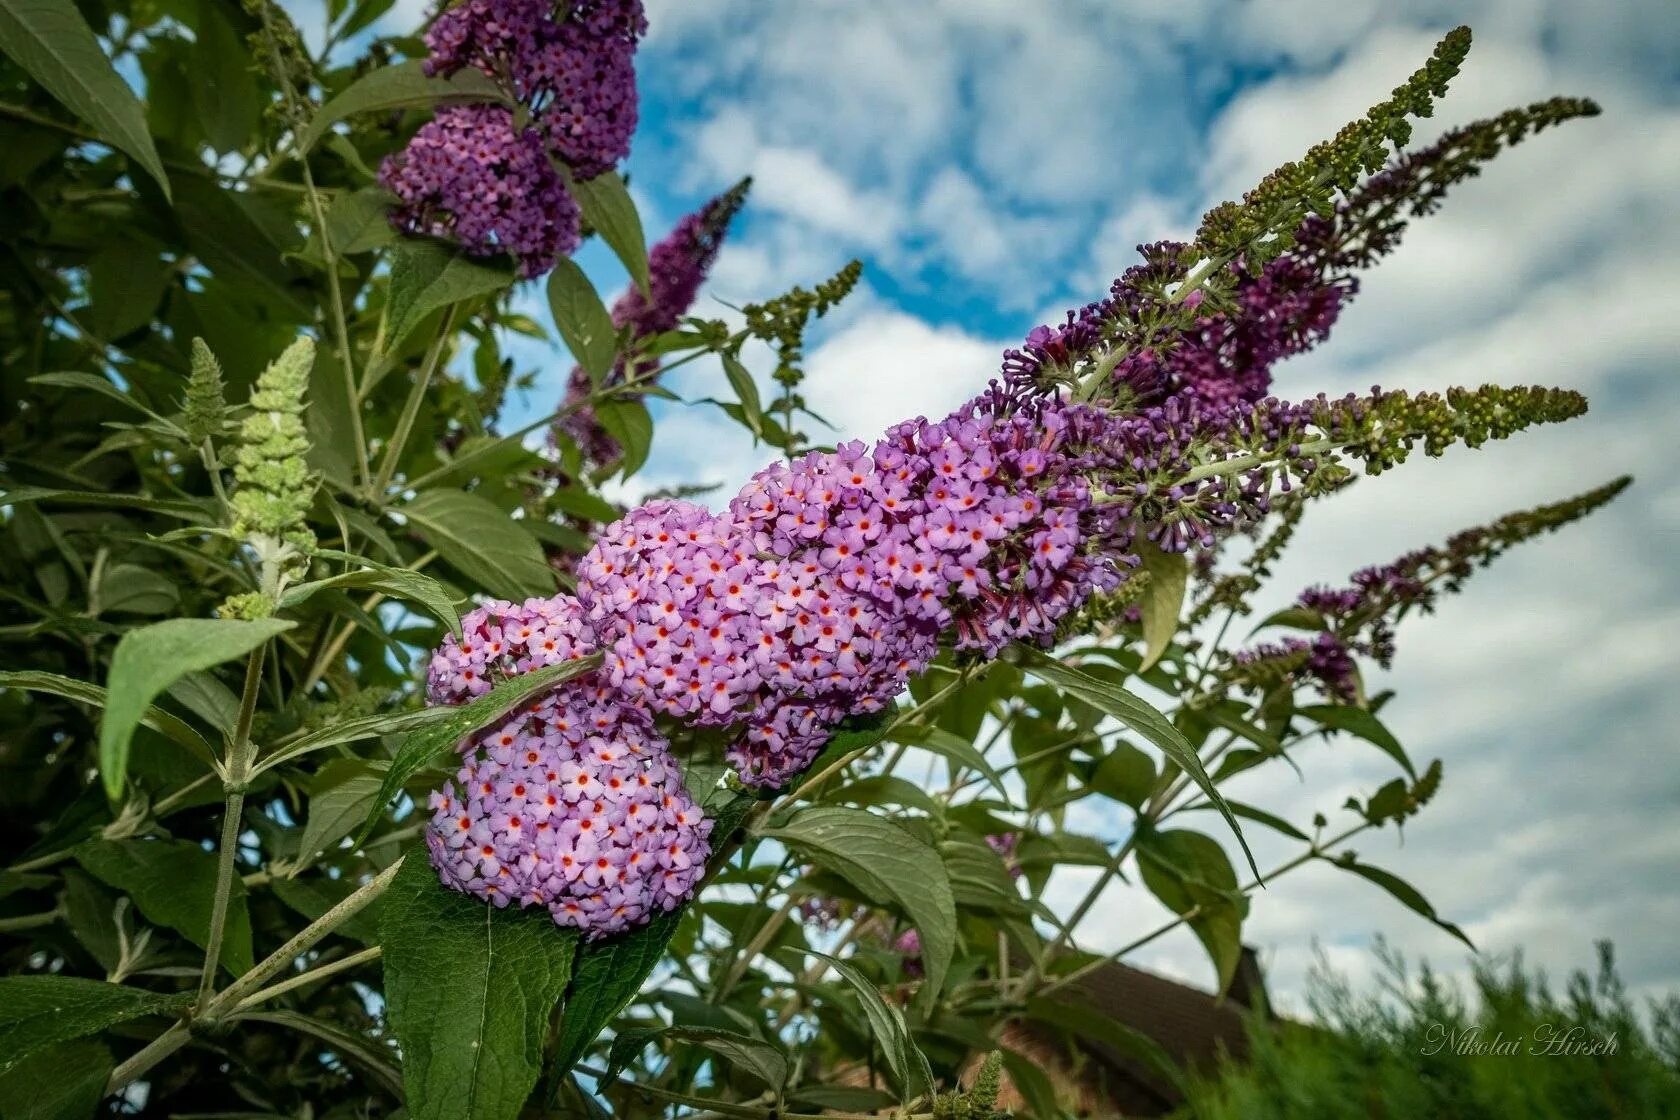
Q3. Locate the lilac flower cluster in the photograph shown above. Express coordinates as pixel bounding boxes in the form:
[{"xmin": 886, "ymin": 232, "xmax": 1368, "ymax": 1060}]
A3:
[
  {"xmin": 384, "ymin": 0, "xmax": 646, "ymax": 274},
  {"xmin": 571, "ymin": 394, "xmax": 1129, "ymax": 787},
  {"xmin": 424, "ymin": 682, "xmax": 711, "ymax": 937},
  {"xmin": 558, "ymin": 183, "xmax": 748, "ymax": 466},
  {"xmin": 422, "ymin": 594, "xmax": 714, "ymax": 937},
  {"xmin": 425, "ymin": 594, "xmax": 596, "ymax": 705},
  {"xmin": 1232, "ymin": 632, "xmax": 1360, "ymax": 702}
]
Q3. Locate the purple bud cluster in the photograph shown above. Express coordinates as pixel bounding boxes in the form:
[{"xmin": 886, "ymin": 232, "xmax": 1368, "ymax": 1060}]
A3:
[
  {"xmin": 379, "ymin": 106, "xmax": 581, "ymax": 279},
  {"xmin": 559, "ymin": 185, "xmax": 747, "ymax": 465},
  {"xmin": 1002, "ymin": 239, "xmax": 1349, "ymax": 411},
  {"xmin": 384, "ymin": 0, "xmax": 646, "ymax": 275},
  {"xmin": 986, "ymin": 831, "xmax": 1024, "ymax": 880},
  {"xmin": 894, "ymin": 928, "xmax": 924, "ymax": 978},
  {"xmin": 1233, "ymin": 632, "xmax": 1360, "ymax": 702}
]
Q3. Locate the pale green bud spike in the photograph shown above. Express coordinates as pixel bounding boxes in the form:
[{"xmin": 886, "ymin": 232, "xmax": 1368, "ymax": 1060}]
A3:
[
  {"xmin": 184, "ymin": 337, "xmax": 227, "ymax": 445},
  {"xmin": 231, "ymin": 336, "xmax": 318, "ymax": 581}
]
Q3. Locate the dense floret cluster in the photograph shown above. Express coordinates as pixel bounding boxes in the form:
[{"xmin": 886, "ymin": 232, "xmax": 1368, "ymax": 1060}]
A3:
[
  {"xmin": 384, "ymin": 0, "xmax": 646, "ymax": 274},
  {"xmin": 425, "ymin": 595, "xmax": 597, "ymax": 704},
  {"xmin": 379, "ymin": 106, "xmax": 581, "ymax": 279},
  {"xmin": 424, "ymin": 682, "xmax": 710, "ymax": 938}
]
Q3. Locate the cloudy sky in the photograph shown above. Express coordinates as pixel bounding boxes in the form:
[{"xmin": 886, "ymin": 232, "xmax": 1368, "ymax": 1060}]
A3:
[{"xmin": 356, "ymin": 0, "xmax": 1680, "ymax": 1009}]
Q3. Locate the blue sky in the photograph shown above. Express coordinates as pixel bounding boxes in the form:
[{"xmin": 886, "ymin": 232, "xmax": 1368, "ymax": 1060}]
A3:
[{"xmin": 353, "ymin": 0, "xmax": 1680, "ymax": 1009}]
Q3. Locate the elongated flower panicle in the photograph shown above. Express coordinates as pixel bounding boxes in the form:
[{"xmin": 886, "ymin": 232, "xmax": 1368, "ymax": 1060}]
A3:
[
  {"xmin": 425, "ymin": 684, "xmax": 711, "ymax": 937},
  {"xmin": 385, "ymin": 0, "xmax": 646, "ymax": 274},
  {"xmin": 559, "ymin": 181, "xmax": 750, "ymax": 466}
]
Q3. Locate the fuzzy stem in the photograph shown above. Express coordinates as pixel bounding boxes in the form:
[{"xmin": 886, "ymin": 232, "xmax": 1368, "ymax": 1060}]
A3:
[{"xmin": 230, "ymin": 944, "xmax": 383, "ymax": 1012}]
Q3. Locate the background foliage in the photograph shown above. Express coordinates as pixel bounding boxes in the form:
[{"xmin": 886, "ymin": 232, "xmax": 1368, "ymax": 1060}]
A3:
[{"xmin": 0, "ymin": 1, "xmax": 1635, "ymax": 1118}]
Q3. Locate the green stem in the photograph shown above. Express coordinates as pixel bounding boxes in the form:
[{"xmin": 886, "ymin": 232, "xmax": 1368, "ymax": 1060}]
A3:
[
  {"xmin": 197, "ymin": 646, "xmax": 266, "ymax": 1006},
  {"xmin": 0, "ymin": 907, "xmax": 62, "ymax": 933},
  {"xmin": 372, "ymin": 308, "xmax": 457, "ymax": 497},
  {"xmin": 107, "ymin": 856, "xmax": 404, "ymax": 1095},
  {"xmin": 230, "ymin": 944, "xmax": 383, "ymax": 1012}
]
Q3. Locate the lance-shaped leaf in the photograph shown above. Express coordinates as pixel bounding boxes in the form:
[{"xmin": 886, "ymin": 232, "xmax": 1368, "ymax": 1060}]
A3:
[
  {"xmin": 761, "ymin": 805, "xmax": 956, "ymax": 1013},
  {"xmin": 299, "ymin": 59, "xmax": 505, "ymax": 152},
  {"xmin": 1136, "ymin": 828, "xmax": 1248, "ymax": 993},
  {"xmin": 781, "ymin": 947, "xmax": 934, "ymax": 1100},
  {"xmin": 0, "ymin": 976, "xmax": 188, "ymax": 1075},
  {"xmin": 1136, "ymin": 541, "xmax": 1187, "ymax": 671},
  {"xmin": 98, "ymin": 617, "xmax": 294, "ymax": 798},
  {"xmin": 353, "ymin": 654, "xmax": 603, "ymax": 845},
  {"xmin": 570, "ymin": 171, "xmax": 649, "ymax": 297},
  {"xmin": 1020, "ymin": 649, "xmax": 1258, "ymax": 877},
  {"xmin": 548, "ymin": 258, "xmax": 618, "ymax": 385},
  {"xmin": 1299, "ymin": 703, "xmax": 1415, "ymax": 779},
  {"xmin": 403, "ymin": 490, "xmax": 555, "ymax": 602},
  {"xmin": 283, "ymin": 550, "xmax": 462, "ymax": 636},
  {"xmin": 1329, "ymin": 854, "xmax": 1473, "ymax": 949},
  {"xmin": 0, "ymin": 0, "xmax": 170, "ymax": 196},
  {"xmin": 380, "ymin": 847, "xmax": 579, "ymax": 1120},
  {"xmin": 0, "ymin": 670, "xmax": 215, "ymax": 769},
  {"xmin": 604, "ymin": 1026, "xmax": 787, "ymax": 1092}
]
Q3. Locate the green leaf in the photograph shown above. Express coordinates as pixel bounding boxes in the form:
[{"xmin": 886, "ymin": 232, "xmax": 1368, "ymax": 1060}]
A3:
[
  {"xmin": 1021, "ymin": 650, "xmax": 1257, "ymax": 878},
  {"xmin": 570, "ymin": 171, "xmax": 648, "ymax": 298},
  {"xmin": 1086, "ymin": 741, "xmax": 1156, "ymax": 809},
  {"xmin": 296, "ymin": 759, "xmax": 387, "ymax": 867},
  {"xmin": 380, "ymin": 847, "xmax": 579, "ymax": 1120},
  {"xmin": 0, "ymin": 976, "xmax": 186, "ymax": 1076},
  {"xmin": 96, "ymin": 562, "xmax": 181, "ymax": 616},
  {"xmin": 76, "ymin": 838, "xmax": 254, "ymax": 976},
  {"xmin": 299, "ymin": 59, "xmax": 506, "ymax": 152},
  {"xmin": 379, "ymin": 242, "xmax": 513, "ymax": 379},
  {"xmin": 1136, "ymin": 541, "xmax": 1187, "ymax": 672},
  {"xmin": 1023, "ymin": 996, "xmax": 1186, "ymax": 1097},
  {"xmin": 324, "ymin": 185, "xmax": 399, "ymax": 254},
  {"xmin": 592, "ymin": 397, "xmax": 653, "ymax": 477},
  {"xmin": 782, "ymin": 948, "xmax": 932, "ymax": 1100},
  {"xmin": 0, "ymin": 486, "xmax": 206, "ymax": 520},
  {"xmin": 256, "ymin": 706, "xmax": 451, "ymax": 775},
  {"xmin": 1332, "ymin": 856, "xmax": 1473, "ymax": 949},
  {"xmin": 940, "ymin": 836, "xmax": 1024, "ymax": 914},
  {"xmin": 85, "ymin": 238, "xmax": 174, "ymax": 341},
  {"xmin": 0, "ymin": 669, "xmax": 216, "ymax": 769},
  {"xmin": 270, "ymin": 874, "xmax": 380, "ymax": 946},
  {"xmin": 1136, "ymin": 829, "xmax": 1247, "ymax": 992},
  {"xmin": 547, "ymin": 258, "xmax": 618, "ymax": 385},
  {"xmin": 546, "ymin": 485, "xmax": 620, "ymax": 525},
  {"xmin": 1186, "ymin": 799, "xmax": 1310, "ymax": 842},
  {"xmin": 720, "ymin": 353, "xmax": 765, "ymax": 440},
  {"xmin": 284, "ymin": 551, "xmax": 462, "ymax": 635},
  {"xmin": 1300, "ymin": 703, "xmax": 1415, "ymax": 779},
  {"xmin": 29, "ymin": 370, "xmax": 162, "ymax": 418},
  {"xmin": 0, "ymin": 0, "xmax": 170, "ymax": 197},
  {"xmin": 98, "ymin": 617, "xmax": 293, "ymax": 799},
  {"xmin": 403, "ymin": 490, "xmax": 555, "ymax": 602},
  {"xmin": 762, "ymin": 806, "xmax": 956, "ymax": 1013},
  {"xmin": 0, "ymin": 1036, "xmax": 112, "ymax": 1119},
  {"xmin": 606, "ymin": 1026, "xmax": 787, "ymax": 1092},
  {"xmin": 551, "ymin": 906, "xmax": 686, "ymax": 1077},
  {"xmin": 354, "ymin": 655, "xmax": 603, "ymax": 844},
  {"xmin": 823, "ymin": 774, "xmax": 938, "ymax": 815},
  {"xmin": 896, "ymin": 724, "xmax": 1008, "ymax": 795}
]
